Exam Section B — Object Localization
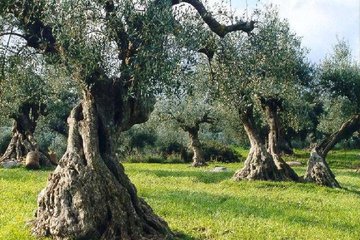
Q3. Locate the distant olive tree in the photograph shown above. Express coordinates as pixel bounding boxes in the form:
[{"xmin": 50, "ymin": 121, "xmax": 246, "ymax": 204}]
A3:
[
  {"xmin": 154, "ymin": 59, "xmax": 219, "ymax": 166},
  {"xmin": 0, "ymin": 54, "xmax": 53, "ymax": 166},
  {"xmin": 304, "ymin": 40, "xmax": 360, "ymax": 187}
]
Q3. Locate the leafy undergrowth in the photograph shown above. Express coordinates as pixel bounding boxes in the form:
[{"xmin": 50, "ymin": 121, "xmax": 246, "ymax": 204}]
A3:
[{"xmin": 1, "ymin": 152, "xmax": 360, "ymax": 240}]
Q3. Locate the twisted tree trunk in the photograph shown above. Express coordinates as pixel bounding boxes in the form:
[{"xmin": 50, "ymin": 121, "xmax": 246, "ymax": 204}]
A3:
[
  {"xmin": 0, "ymin": 103, "xmax": 51, "ymax": 167},
  {"xmin": 33, "ymin": 84, "xmax": 173, "ymax": 239},
  {"xmin": 188, "ymin": 128, "xmax": 207, "ymax": 167},
  {"xmin": 262, "ymin": 100, "xmax": 299, "ymax": 181},
  {"xmin": 304, "ymin": 114, "xmax": 360, "ymax": 188},
  {"xmin": 233, "ymin": 107, "xmax": 286, "ymax": 181},
  {"xmin": 176, "ymin": 113, "xmax": 213, "ymax": 167}
]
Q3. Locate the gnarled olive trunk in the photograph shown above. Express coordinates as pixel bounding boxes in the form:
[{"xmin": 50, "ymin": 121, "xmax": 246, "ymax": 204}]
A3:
[
  {"xmin": 0, "ymin": 103, "xmax": 51, "ymax": 167},
  {"xmin": 0, "ymin": 122, "xmax": 36, "ymax": 163},
  {"xmin": 304, "ymin": 114, "xmax": 360, "ymax": 188},
  {"xmin": 33, "ymin": 86, "xmax": 172, "ymax": 239},
  {"xmin": 233, "ymin": 107, "xmax": 285, "ymax": 181},
  {"xmin": 188, "ymin": 128, "xmax": 207, "ymax": 167},
  {"xmin": 262, "ymin": 101, "xmax": 299, "ymax": 181}
]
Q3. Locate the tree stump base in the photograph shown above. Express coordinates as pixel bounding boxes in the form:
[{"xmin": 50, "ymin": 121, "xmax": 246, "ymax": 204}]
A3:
[{"xmin": 304, "ymin": 148, "xmax": 340, "ymax": 188}]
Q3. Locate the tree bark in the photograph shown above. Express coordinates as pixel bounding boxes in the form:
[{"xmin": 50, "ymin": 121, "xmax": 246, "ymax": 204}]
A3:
[
  {"xmin": 262, "ymin": 100, "xmax": 299, "ymax": 181},
  {"xmin": 32, "ymin": 86, "xmax": 172, "ymax": 239},
  {"xmin": 304, "ymin": 114, "xmax": 360, "ymax": 188},
  {"xmin": 188, "ymin": 128, "xmax": 207, "ymax": 167},
  {"xmin": 0, "ymin": 103, "xmax": 52, "ymax": 167},
  {"xmin": 233, "ymin": 107, "xmax": 287, "ymax": 181}
]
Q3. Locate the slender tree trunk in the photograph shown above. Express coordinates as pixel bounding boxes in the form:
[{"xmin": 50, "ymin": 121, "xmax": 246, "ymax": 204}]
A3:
[
  {"xmin": 0, "ymin": 104, "xmax": 51, "ymax": 167},
  {"xmin": 188, "ymin": 129, "xmax": 207, "ymax": 167},
  {"xmin": 33, "ymin": 90, "xmax": 173, "ymax": 239},
  {"xmin": 304, "ymin": 114, "xmax": 360, "ymax": 188},
  {"xmin": 263, "ymin": 103, "xmax": 299, "ymax": 181},
  {"xmin": 233, "ymin": 107, "xmax": 286, "ymax": 181}
]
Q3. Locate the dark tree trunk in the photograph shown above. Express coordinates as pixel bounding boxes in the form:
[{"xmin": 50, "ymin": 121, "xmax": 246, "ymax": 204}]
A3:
[
  {"xmin": 304, "ymin": 114, "xmax": 360, "ymax": 188},
  {"xmin": 262, "ymin": 101, "xmax": 299, "ymax": 181},
  {"xmin": 188, "ymin": 128, "xmax": 207, "ymax": 167},
  {"xmin": 33, "ymin": 87, "xmax": 173, "ymax": 239},
  {"xmin": 277, "ymin": 127, "xmax": 294, "ymax": 155},
  {"xmin": 0, "ymin": 103, "xmax": 52, "ymax": 167},
  {"xmin": 233, "ymin": 107, "xmax": 287, "ymax": 181}
]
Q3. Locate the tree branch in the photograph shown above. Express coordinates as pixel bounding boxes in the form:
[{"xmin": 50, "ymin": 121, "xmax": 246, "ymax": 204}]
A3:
[
  {"xmin": 172, "ymin": 0, "xmax": 255, "ymax": 37},
  {"xmin": 318, "ymin": 114, "xmax": 360, "ymax": 157}
]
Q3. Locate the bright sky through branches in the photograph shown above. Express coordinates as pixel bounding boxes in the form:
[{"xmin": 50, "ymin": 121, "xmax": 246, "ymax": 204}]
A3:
[{"xmin": 210, "ymin": 0, "xmax": 360, "ymax": 63}]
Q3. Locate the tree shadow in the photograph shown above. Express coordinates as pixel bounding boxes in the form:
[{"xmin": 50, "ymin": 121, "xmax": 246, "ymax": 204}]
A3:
[
  {"xmin": 137, "ymin": 169, "xmax": 234, "ymax": 184},
  {"xmin": 152, "ymin": 189, "xmax": 357, "ymax": 234},
  {"xmin": 173, "ymin": 231, "xmax": 198, "ymax": 240},
  {"xmin": 342, "ymin": 187, "xmax": 360, "ymax": 196}
]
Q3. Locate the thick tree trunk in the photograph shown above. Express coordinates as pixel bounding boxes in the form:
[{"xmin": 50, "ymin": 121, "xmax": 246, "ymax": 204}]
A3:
[
  {"xmin": 304, "ymin": 114, "xmax": 360, "ymax": 188},
  {"xmin": 233, "ymin": 107, "xmax": 287, "ymax": 181},
  {"xmin": 304, "ymin": 148, "xmax": 340, "ymax": 188},
  {"xmin": 188, "ymin": 130, "xmax": 207, "ymax": 167},
  {"xmin": 32, "ymin": 93, "xmax": 173, "ymax": 239},
  {"xmin": 0, "ymin": 123, "xmax": 35, "ymax": 163},
  {"xmin": 0, "ymin": 104, "xmax": 52, "ymax": 167},
  {"xmin": 263, "ymin": 103, "xmax": 299, "ymax": 181}
]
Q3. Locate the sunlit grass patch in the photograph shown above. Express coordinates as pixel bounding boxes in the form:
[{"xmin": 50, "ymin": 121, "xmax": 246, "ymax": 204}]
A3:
[{"xmin": 1, "ymin": 153, "xmax": 360, "ymax": 240}]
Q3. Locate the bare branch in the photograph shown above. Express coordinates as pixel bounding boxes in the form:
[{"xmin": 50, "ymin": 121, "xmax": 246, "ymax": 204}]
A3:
[{"xmin": 172, "ymin": 0, "xmax": 255, "ymax": 37}]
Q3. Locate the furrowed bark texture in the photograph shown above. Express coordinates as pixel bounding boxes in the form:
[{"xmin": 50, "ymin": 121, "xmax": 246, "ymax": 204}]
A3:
[
  {"xmin": 33, "ymin": 92, "xmax": 172, "ymax": 239},
  {"xmin": 262, "ymin": 100, "xmax": 299, "ymax": 181},
  {"xmin": 304, "ymin": 148, "xmax": 340, "ymax": 188},
  {"xmin": 233, "ymin": 107, "xmax": 286, "ymax": 181},
  {"xmin": 304, "ymin": 114, "xmax": 360, "ymax": 188}
]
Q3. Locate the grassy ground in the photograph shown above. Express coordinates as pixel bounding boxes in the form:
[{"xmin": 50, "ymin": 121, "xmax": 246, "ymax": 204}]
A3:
[{"xmin": 1, "ymin": 150, "xmax": 360, "ymax": 240}]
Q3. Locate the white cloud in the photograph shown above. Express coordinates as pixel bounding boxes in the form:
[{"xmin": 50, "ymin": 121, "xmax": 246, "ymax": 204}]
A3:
[
  {"xmin": 267, "ymin": 0, "xmax": 360, "ymax": 62},
  {"xmin": 206, "ymin": 0, "xmax": 360, "ymax": 62}
]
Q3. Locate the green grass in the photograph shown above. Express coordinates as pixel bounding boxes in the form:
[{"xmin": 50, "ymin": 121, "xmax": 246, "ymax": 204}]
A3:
[
  {"xmin": 1, "ymin": 151, "xmax": 360, "ymax": 240},
  {"xmin": 0, "ymin": 168, "xmax": 50, "ymax": 240}
]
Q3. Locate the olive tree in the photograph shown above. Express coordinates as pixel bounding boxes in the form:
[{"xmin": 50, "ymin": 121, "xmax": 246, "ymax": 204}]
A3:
[
  {"xmin": 0, "ymin": 53, "xmax": 54, "ymax": 167},
  {"xmin": 304, "ymin": 40, "xmax": 360, "ymax": 187},
  {"xmin": 1, "ymin": 0, "xmax": 254, "ymax": 238},
  {"xmin": 154, "ymin": 58, "xmax": 218, "ymax": 166},
  {"xmin": 214, "ymin": 6, "xmax": 309, "ymax": 181}
]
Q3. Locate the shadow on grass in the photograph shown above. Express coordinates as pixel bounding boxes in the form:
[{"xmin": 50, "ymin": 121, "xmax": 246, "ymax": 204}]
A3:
[
  {"xmin": 342, "ymin": 187, "xmax": 360, "ymax": 196},
  {"xmin": 151, "ymin": 189, "xmax": 357, "ymax": 234},
  {"xmin": 137, "ymin": 169, "xmax": 234, "ymax": 184},
  {"xmin": 173, "ymin": 231, "xmax": 198, "ymax": 240}
]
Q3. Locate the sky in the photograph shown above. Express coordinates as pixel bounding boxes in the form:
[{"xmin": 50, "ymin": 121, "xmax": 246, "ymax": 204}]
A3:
[{"xmin": 209, "ymin": 0, "xmax": 360, "ymax": 63}]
